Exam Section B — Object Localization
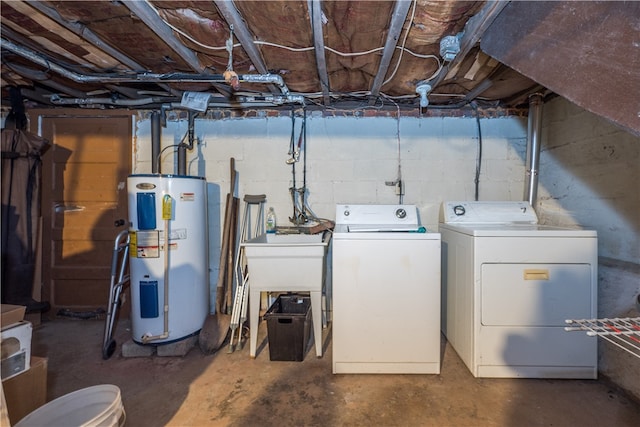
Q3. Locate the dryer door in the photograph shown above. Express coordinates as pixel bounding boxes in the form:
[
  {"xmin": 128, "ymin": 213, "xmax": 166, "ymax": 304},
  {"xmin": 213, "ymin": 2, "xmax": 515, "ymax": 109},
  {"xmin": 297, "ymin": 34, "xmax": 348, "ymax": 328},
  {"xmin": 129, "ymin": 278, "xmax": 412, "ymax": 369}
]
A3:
[{"xmin": 480, "ymin": 263, "xmax": 593, "ymax": 326}]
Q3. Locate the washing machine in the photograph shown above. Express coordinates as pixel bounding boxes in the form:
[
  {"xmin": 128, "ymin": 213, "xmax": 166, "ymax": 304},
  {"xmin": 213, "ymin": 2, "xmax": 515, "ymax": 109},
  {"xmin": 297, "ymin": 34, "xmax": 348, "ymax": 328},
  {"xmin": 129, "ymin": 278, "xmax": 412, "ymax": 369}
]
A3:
[
  {"xmin": 439, "ymin": 201, "xmax": 598, "ymax": 378},
  {"xmin": 332, "ymin": 204, "xmax": 441, "ymax": 374}
]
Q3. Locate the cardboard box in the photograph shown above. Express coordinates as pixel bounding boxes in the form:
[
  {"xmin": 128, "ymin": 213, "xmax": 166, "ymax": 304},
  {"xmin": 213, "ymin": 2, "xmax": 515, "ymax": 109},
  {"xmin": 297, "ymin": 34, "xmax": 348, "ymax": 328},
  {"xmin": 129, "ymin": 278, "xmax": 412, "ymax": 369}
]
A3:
[
  {"xmin": 1, "ymin": 305, "xmax": 26, "ymax": 328},
  {"xmin": 1, "ymin": 321, "xmax": 33, "ymax": 380},
  {"xmin": 2, "ymin": 356, "xmax": 47, "ymax": 425}
]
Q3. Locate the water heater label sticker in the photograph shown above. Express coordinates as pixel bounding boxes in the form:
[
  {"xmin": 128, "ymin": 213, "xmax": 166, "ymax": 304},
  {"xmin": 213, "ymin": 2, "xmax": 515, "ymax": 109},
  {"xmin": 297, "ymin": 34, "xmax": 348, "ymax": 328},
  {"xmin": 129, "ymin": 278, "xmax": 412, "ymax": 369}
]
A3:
[
  {"xmin": 170, "ymin": 228, "xmax": 187, "ymax": 240},
  {"xmin": 129, "ymin": 231, "xmax": 137, "ymax": 255},
  {"xmin": 136, "ymin": 230, "xmax": 160, "ymax": 258},
  {"xmin": 180, "ymin": 192, "xmax": 195, "ymax": 201},
  {"xmin": 159, "ymin": 229, "xmax": 187, "ymax": 240}
]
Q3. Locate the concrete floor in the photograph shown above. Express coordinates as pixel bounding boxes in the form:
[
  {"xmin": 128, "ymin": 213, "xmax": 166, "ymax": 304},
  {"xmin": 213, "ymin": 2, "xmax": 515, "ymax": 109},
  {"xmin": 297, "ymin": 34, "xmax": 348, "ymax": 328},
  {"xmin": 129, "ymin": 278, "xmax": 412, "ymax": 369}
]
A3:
[{"xmin": 30, "ymin": 316, "xmax": 640, "ymax": 427}]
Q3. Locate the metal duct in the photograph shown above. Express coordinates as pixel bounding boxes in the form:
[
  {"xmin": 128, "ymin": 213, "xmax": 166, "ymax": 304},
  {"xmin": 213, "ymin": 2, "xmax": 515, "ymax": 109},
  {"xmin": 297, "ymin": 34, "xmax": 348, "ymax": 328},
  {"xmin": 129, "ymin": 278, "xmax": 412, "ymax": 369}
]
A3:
[
  {"xmin": 524, "ymin": 93, "xmax": 544, "ymax": 206},
  {"xmin": 151, "ymin": 111, "xmax": 161, "ymax": 174}
]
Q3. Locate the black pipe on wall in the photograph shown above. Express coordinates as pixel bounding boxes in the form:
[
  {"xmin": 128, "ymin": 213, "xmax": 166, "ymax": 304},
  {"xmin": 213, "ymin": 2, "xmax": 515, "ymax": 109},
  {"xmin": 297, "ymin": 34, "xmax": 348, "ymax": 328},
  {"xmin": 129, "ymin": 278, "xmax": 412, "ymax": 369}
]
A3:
[
  {"xmin": 151, "ymin": 111, "xmax": 161, "ymax": 174},
  {"xmin": 177, "ymin": 111, "xmax": 195, "ymax": 175}
]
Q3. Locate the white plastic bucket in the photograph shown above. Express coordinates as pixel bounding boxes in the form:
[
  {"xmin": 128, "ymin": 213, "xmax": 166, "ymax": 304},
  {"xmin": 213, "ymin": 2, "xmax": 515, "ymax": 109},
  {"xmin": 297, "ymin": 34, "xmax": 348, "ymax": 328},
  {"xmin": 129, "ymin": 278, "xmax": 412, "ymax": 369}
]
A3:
[{"xmin": 15, "ymin": 384, "xmax": 125, "ymax": 427}]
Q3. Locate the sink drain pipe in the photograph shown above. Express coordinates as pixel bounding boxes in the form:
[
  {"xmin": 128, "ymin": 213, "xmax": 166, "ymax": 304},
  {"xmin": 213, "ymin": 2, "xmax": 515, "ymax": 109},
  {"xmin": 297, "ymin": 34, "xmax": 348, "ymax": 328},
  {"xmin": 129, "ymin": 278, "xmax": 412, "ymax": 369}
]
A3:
[{"xmin": 524, "ymin": 93, "xmax": 544, "ymax": 207}]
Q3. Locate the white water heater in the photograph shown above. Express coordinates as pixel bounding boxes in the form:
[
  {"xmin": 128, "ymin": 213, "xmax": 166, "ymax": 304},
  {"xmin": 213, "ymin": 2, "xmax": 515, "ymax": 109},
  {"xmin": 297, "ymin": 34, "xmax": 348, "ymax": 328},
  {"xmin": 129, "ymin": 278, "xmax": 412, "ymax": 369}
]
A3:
[{"xmin": 127, "ymin": 174, "xmax": 209, "ymax": 345}]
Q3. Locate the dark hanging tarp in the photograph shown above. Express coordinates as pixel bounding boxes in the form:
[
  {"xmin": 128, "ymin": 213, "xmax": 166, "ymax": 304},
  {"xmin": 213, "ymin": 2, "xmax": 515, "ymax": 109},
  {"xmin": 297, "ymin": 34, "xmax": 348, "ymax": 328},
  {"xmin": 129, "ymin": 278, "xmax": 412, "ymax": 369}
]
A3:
[{"xmin": 1, "ymin": 127, "xmax": 50, "ymax": 312}]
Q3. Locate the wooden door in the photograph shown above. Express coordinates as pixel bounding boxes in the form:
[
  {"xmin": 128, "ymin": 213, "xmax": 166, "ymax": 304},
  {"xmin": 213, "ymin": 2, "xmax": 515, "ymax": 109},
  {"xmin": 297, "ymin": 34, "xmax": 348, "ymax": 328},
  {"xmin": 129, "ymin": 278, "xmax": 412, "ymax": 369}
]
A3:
[{"xmin": 38, "ymin": 111, "xmax": 132, "ymax": 311}]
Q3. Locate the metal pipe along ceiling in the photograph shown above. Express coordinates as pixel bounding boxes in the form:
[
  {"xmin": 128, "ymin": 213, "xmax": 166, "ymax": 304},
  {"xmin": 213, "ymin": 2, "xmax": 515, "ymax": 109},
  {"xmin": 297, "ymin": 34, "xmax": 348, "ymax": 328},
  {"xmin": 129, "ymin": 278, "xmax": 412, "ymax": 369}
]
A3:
[
  {"xmin": 1, "ymin": 38, "xmax": 293, "ymax": 93},
  {"xmin": 5, "ymin": 34, "xmax": 298, "ymax": 107}
]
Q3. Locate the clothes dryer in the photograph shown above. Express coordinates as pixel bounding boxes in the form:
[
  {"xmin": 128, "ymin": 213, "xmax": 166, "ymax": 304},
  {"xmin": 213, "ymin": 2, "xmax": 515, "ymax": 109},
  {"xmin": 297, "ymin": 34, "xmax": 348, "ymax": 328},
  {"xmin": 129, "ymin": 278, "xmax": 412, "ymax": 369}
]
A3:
[{"xmin": 440, "ymin": 201, "xmax": 597, "ymax": 378}]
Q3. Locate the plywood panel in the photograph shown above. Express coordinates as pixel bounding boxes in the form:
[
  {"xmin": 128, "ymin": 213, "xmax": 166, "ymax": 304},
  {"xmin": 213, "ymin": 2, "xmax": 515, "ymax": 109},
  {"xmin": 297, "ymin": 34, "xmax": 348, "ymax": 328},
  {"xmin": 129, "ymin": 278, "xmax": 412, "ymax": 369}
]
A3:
[
  {"xmin": 52, "ymin": 277, "xmax": 111, "ymax": 306},
  {"xmin": 40, "ymin": 113, "xmax": 131, "ymax": 310}
]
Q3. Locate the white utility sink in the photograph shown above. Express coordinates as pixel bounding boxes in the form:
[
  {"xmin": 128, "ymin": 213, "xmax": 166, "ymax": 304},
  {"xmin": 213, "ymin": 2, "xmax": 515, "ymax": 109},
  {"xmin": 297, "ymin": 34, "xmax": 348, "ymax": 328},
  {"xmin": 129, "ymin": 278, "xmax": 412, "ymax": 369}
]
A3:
[{"xmin": 241, "ymin": 232, "xmax": 329, "ymax": 359}]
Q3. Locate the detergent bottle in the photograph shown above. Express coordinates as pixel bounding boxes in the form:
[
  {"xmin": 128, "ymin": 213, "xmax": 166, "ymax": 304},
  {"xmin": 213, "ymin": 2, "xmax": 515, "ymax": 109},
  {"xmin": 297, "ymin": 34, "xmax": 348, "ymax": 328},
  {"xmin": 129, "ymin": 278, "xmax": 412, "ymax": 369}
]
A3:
[{"xmin": 266, "ymin": 207, "xmax": 277, "ymax": 233}]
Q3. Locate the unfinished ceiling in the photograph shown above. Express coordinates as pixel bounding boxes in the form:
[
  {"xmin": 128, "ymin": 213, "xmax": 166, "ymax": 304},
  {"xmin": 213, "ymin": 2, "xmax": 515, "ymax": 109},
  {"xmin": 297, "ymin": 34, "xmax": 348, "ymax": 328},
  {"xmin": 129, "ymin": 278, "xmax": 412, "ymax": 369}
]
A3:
[{"xmin": 1, "ymin": 1, "xmax": 638, "ymax": 135}]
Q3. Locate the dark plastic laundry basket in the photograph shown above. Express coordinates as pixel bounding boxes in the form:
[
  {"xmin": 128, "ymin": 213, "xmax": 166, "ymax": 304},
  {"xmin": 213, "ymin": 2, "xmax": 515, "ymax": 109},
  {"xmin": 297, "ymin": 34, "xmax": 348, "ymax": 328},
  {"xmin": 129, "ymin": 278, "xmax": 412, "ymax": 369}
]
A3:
[{"xmin": 264, "ymin": 294, "xmax": 311, "ymax": 361}]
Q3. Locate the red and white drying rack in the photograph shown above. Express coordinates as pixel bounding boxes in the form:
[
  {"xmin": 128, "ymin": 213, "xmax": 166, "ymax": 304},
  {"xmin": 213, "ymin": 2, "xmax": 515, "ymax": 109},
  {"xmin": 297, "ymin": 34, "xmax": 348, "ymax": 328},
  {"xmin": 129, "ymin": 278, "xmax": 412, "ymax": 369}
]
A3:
[{"xmin": 565, "ymin": 317, "xmax": 640, "ymax": 360}]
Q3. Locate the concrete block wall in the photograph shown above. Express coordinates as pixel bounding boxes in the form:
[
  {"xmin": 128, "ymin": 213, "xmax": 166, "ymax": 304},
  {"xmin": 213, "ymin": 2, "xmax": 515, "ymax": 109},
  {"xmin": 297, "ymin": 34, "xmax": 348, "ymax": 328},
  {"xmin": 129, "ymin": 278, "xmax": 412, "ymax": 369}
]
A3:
[
  {"xmin": 537, "ymin": 100, "xmax": 640, "ymax": 263},
  {"xmin": 133, "ymin": 110, "xmax": 528, "ymax": 320},
  {"xmin": 536, "ymin": 97, "xmax": 640, "ymax": 399},
  {"xmin": 134, "ymin": 112, "xmax": 528, "ymax": 231},
  {"xmin": 134, "ymin": 103, "xmax": 639, "ymax": 399}
]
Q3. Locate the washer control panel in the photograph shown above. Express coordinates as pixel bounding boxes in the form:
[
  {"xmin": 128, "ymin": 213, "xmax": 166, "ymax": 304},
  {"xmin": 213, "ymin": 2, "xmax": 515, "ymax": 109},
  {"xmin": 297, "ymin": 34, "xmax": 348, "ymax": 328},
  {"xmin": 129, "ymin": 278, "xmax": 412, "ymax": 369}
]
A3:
[{"xmin": 336, "ymin": 204, "xmax": 419, "ymax": 226}]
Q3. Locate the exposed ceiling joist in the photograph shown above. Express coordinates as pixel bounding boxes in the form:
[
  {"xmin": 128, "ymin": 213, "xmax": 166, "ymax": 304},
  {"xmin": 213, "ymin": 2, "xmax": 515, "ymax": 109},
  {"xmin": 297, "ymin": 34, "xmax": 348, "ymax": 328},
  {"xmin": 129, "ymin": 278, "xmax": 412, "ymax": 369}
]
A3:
[
  {"xmin": 25, "ymin": 0, "xmax": 179, "ymax": 98},
  {"xmin": 123, "ymin": 0, "xmax": 205, "ymax": 73},
  {"xmin": 308, "ymin": 0, "xmax": 330, "ymax": 105},
  {"xmin": 0, "ymin": 0, "xmax": 539, "ymax": 111},
  {"xmin": 25, "ymin": 0, "xmax": 141, "ymax": 72},
  {"xmin": 213, "ymin": 0, "xmax": 281, "ymax": 95},
  {"xmin": 368, "ymin": 0, "xmax": 412, "ymax": 105},
  {"xmin": 1, "ymin": 0, "xmax": 636, "ymax": 135}
]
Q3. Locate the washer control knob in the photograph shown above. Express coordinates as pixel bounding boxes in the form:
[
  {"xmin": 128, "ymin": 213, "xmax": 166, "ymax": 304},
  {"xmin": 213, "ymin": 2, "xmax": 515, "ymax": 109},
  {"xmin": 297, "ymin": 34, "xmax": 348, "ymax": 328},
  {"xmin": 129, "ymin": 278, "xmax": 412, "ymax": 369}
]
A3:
[
  {"xmin": 395, "ymin": 208, "xmax": 407, "ymax": 219},
  {"xmin": 343, "ymin": 209, "xmax": 350, "ymax": 217}
]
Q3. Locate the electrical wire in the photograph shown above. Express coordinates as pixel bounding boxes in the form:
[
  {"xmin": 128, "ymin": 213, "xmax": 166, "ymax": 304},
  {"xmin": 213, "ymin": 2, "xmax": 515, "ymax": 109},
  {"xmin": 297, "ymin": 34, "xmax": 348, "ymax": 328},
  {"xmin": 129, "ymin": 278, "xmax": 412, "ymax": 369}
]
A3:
[
  {"xmin": 21, "ymin": 0, "xmax": 475, "ymax": 110},
  {"xmin": 255, "ymin": 41, "xmax": 314, "ymax": 53},
  {"xmin": 162, "ymin": 19, "xmax": 438, "ymax": 62},
  {"xmin": 295, "ymin": 108, "xmax": 334, "ymax": 232},
  {"xmin": 306, "ymin": 95, "xmax": 386, "ymax": 111},
  {"xmin": 394, "ymin": 100, "xmax": 403, "ymax": 204},
  {"xmin": 302, "ymin": 108, "xmax": 307, "ymax": 197},
  {"xmin": 144, "ymin": 1, "xmax": 444, "ymax": 106},
  {"xmin": 11, "ymin": 1, "xmax": 455, "ymax": 110},
  {"xmin": 153, "ymin": 2, "xmax": 438, "ymax": 64},
  {"xmin": 156, "ymin": 144, "xmax": 182, "ymax": 174},
  {"xmin": 473, "ymin": 103, "xmax": 483, "ymax": 201},
  {"xmin": 288, "ymin": 110, "xmax": 299, "ymax": 223}
]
